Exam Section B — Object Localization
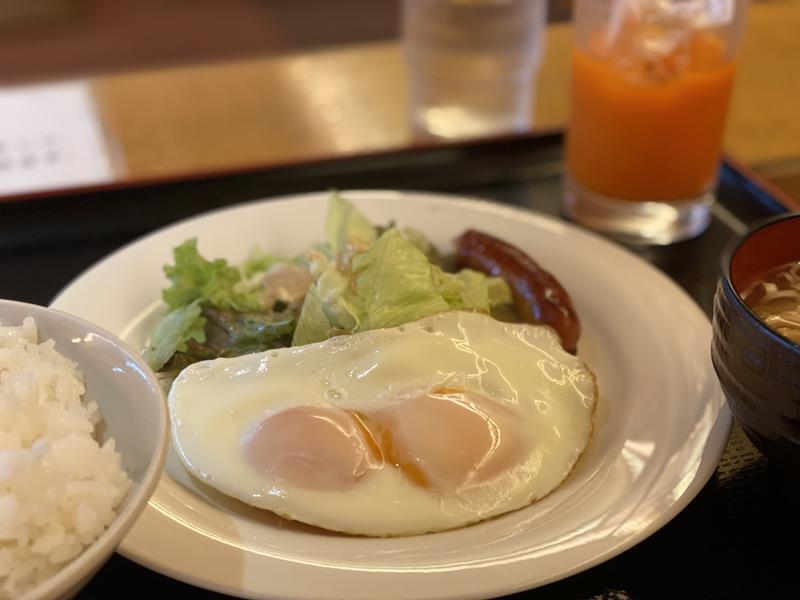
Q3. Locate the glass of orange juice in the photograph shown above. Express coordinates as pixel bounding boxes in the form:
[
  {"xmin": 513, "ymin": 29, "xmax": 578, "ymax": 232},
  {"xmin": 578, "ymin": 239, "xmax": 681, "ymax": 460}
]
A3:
[{"xmin": 564, "ymin": 0, "xmax": 748, "ymax": 244}]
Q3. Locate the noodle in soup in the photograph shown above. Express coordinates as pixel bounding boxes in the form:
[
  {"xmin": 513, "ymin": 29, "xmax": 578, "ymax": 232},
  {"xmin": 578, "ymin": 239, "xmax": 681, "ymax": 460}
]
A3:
[{"xmin": 741, "ymin": 261, "xmax": 800, "ymax": 344}]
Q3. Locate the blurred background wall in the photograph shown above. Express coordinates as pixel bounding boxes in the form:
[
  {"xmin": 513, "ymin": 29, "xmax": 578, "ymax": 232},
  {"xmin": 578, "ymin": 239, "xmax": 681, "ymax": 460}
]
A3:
[{"xmin": 0, "ymin": 0, "xmax": 572, "ymax": 84}]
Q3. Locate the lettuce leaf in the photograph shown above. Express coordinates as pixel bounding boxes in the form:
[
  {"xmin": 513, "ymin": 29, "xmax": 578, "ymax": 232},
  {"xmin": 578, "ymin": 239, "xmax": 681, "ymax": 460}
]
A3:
[
  {"xmin": 441, "ymin": 268, "xmax": 513, "ymax": 311},
  {"xmin": 398, "ymin": 227, "xmax": 441, "ymax": 265},
  {"xmin": 200, "ymin": 308, "xmax": 295, "ymax": 357},
  {"xmin": 294, "ymin": 228, "xmax": 513, "ymax": 344},
  {"xmin": 348, "ymin": 229, "xmax": 451, "ymax": 331},
  {"xmin": 325, "ymin": 192, "xmax": 377, "ymax": 256},
  {"xmin": 163, "ymin": 239, "xmax": 263, "ymax": 312},
  {"xmin": 146, "ymin": 239, "xmax": 270, "ymax": 370},
  {"xmin": 144, "ymin": 299, "xmax": 206, "ymax": 371},
  {"xmin": 292, "ymin": 284, "xmax": 334, "ymax": 346},
  {"xmin": 241, "ymin": 247, "xmax": 287, "ymax": 279}
]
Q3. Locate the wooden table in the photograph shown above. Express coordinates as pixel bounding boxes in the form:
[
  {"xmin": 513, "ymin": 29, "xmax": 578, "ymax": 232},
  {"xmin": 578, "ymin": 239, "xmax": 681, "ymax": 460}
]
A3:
[{"xmin": 89, "ymin": 0, "xmax": 800, "ymax": 197}]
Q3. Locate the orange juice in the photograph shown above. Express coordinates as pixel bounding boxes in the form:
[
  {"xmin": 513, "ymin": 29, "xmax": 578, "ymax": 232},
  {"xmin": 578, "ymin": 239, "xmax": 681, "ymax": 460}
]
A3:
[{"xmin": 566, "ymin": 32, "xmax": 736, "ymax": 202}]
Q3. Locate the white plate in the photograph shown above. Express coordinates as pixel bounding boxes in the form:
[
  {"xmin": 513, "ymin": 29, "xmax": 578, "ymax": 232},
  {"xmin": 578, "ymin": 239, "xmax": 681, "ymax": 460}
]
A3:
[{"xmin": 51, "ymin": 190, "xmax": 730, "ymax": 600}]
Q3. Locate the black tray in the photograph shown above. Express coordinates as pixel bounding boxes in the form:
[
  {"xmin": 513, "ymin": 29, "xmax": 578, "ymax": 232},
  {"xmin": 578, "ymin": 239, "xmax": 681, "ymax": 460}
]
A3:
[{"xmin": 1, "ymin": 131, "xmax": 795, "ymax": 600}]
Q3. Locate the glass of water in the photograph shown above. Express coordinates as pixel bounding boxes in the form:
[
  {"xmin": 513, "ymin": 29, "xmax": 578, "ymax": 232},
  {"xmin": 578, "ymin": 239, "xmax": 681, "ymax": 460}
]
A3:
[{"xmin": 402, "ymin": 0, "xmax": 548, "ymax": 140}]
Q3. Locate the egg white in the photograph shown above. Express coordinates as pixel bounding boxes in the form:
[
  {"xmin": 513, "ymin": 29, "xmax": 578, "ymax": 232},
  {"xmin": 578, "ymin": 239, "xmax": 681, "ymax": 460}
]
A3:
[{"xmin": 168, "ymin": 311, "xmax": 597, "ymax": 536}]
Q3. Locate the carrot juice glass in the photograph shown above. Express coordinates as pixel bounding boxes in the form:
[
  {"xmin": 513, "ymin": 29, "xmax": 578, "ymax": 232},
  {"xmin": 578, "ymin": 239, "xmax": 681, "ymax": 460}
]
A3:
[{"xmin": 564, "ymin": 0, "xmax": 748, "ymax": 244}]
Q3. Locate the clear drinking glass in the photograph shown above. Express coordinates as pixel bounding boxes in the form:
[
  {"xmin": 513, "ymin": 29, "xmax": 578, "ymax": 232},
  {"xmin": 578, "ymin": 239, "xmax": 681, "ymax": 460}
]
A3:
[
  {"xmin": 563, "ymin": 0, "xmax": 748, "ymax": 244},
  {"xmin": 402, "ymin": 0, "xmax": 548, "ymax": 140}
]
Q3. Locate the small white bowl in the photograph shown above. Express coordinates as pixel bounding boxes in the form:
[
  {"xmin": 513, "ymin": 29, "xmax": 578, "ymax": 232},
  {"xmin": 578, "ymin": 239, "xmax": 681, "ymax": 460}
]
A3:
[{"xmin": 0, "ymin": 299, "xmax": 168, "ymax": 600}]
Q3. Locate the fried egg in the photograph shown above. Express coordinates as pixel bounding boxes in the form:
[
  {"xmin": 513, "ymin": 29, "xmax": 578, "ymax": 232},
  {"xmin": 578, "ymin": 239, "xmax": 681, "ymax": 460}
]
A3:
[{"xmin": 167, "ymin": 311, "xmax": 597, "ymax": 536}]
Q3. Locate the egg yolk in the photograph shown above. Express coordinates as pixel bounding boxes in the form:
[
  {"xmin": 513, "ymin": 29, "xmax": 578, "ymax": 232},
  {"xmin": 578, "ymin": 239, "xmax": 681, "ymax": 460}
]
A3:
[
  {"xmin": 244, "ymin": 406, "xmax": 383, "ymax": 491},
  {"xmin": 244, "ymin": 388, "xmax": 524, "ymax": 493},
  {"xmin": 375, "ymin": 388, "xmax": 524, "ymax": 491}
]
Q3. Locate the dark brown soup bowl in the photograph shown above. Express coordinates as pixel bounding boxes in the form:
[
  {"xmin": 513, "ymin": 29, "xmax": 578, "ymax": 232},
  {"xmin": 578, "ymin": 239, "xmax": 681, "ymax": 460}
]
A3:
[{"xmin": 711, "ymin": 212, "xmax": 800, "ymax": 469}]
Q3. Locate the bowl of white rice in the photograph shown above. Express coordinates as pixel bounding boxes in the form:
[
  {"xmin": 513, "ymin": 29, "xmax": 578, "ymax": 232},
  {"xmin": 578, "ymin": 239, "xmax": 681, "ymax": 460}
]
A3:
[{"xmin": 0, "ymin": 299, "xmax": 168, "ymax": 600}]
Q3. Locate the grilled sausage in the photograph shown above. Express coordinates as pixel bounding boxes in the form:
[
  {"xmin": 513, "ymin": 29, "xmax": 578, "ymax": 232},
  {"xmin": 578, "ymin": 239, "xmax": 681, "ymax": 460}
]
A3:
[{"xmin": 455, "ymin": 230, "xmax": 581, "ymax": 353}]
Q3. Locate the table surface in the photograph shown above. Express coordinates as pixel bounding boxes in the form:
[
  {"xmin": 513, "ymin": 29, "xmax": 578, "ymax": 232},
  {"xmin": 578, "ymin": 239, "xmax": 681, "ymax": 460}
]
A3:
[
  {"xmin": 6, "ymin": 0, "xmax": 798, "ymax": 202},
  {"xmin": 92, "ymin": 0, "xmax": 800, "ymax": 171},
  {"xmin": 2, "ymin": 131, "xmax": 798, "ymax": 599}
]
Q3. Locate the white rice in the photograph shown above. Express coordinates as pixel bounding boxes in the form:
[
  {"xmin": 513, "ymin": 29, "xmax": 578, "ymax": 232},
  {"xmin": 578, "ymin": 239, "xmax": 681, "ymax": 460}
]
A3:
[{"xmin": 0, "ymin": 318, "xmax": 131, "ymax": 599}]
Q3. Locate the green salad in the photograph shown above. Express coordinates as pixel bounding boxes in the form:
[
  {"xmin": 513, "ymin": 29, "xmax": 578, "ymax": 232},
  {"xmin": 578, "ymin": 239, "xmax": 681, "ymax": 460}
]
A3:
[{"xmin": 145, "ymin": 193, "xmax": 513, "ymax": 373}]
